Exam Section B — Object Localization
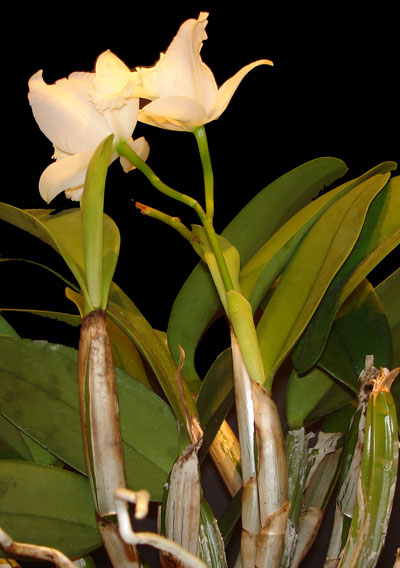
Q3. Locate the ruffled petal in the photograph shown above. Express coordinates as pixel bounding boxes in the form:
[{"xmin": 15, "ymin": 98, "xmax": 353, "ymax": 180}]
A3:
[
  {"xmin": 208, "ymin": 59, "xmax": 273, "ymax": 122},
  {"xmin": 28, "ymin": 70, "xmax": 111, "ymax": 155},
  {"xmin": 119, "ymin": 136, "xmax": 150, "ymax": 172},
  {"xmin": 132, "ymin": 12, "xmax": 218, "ymax": 112},
  {"xmin": 138, "ymin": 96, "xmax": 207, "ymax": 131},
  {"xmin": 103, "ymin": 97, "xmax": 139, "ymax": 141},
  {"xmin": 90, "ymin": 50, "xmax": 136, "ymax": 111},
  {"xmin": 38, "ymin": 151, "xmax": 95, "ymax": 203}
]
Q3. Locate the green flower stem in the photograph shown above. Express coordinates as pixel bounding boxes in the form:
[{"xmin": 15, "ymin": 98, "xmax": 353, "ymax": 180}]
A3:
[
  {"xmin": 115, "ymin": 140, "xmax": 234, "ymax": 293},
  {"xmin": 135, "ymin": 202, "xmax": 192, "ymax": 243},
  {"xmin": 193, "ymin": 126, "xmax": 214, "ymax": 222}
]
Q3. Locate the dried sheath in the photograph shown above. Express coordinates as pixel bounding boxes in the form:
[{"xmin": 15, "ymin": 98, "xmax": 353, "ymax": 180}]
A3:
[{"xmin": 78, "ymin": 310, "xmax": 138, "ymax": 567}]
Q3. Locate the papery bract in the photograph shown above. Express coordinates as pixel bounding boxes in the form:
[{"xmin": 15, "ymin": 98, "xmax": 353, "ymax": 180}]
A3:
[
  {"xmin": 28, "ymin": 50, "xmax": 149, "ymax": 203},
  {"xmin": 131, "ymin": 12, "xmax": 273, "ymax": 132}
]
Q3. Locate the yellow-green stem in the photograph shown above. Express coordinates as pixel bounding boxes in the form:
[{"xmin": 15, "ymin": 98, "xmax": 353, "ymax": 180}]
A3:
[
  {"xmin": 116, "ymin": 140, "xmax": 234, "ymax": 292},
  {"xmin": 135, "ymin": 202, "xmax": 192, "ymax": 242},
  {"xmin": 193, "ymin": 126, "xmax": 214, "ymax": 221}
]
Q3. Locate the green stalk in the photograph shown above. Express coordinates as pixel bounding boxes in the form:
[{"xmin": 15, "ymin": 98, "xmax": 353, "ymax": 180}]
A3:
[
  {"xmin": 135, "ymin": 202, "xmax": 192, "ymax": 242},
  {"xmin": 193, "ymin": 126, "xmax": 215, "ymax": 221},
  {"xmin": 116, "ymin": 140, "xmax": 234, "ymax": 292}
]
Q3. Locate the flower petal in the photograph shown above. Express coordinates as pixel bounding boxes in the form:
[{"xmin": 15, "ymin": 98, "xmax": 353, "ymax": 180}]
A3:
[
  {"xmin": 90, "ymin": 50, "xmax": 136, "ymax": 111},
  {"xmin": 103, "ymin": 97, "xmax": 139, "ymax": 142},
  {"xmin": 138, "ymin": 96, "xmax": 208, "ymax": 131},
  {"xmin": 132, "ymin": 12, "xmax": 218, "ymax": 112},
  {"xmin": 208, "ymin": 59, "xmax": 274, "ymax": 122},
  {"xmin": 39, "ymin": 151, "xmax": 95, "ymax": 203},
  {"xmin": 28, "ymin": 70, "xmax": 111, "ymax": 155}
]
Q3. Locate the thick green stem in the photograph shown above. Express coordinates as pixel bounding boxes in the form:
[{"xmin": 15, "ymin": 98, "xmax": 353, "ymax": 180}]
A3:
[{"xmin": 193, "ymin": 126, "xmax": 214, "ymax": 221}]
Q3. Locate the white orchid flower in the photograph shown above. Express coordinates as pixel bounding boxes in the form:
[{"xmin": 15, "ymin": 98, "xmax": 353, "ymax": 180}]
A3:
[
  {"xmin": 28, "ymin": 50, "xmax": 149, "ymax": 203},
  {"xmin": 131, "ymin": 12, "xmax": 273, "ymax": 132}
]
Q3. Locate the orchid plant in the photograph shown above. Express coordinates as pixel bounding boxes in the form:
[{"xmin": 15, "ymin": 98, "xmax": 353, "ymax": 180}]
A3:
[{"xmin": 0, "ymin": 11, "xmax": 399, "ymax": 568}]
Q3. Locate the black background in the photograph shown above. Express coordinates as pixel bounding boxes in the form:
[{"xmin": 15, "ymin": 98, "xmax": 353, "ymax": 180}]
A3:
[{"xmin": 1, "ymin": 3, "xmax": 399, "ymax": 567}]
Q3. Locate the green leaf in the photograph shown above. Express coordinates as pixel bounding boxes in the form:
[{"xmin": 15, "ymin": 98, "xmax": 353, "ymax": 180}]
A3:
[
  {"xmin": 240, "ymin": 162, "xmax": 395, "ymax": 311},
  {"xmin": 0, "ymin": 257, "xmax": 80, "ymax": 291},
  {"xmin": 0, "ymin": 336, "xmax": 179, "ymax": 501},
  {"xmin": 0, "ymin": 314, "xmax": 19, "ymax": 337},
  {"xmin": 106, "ymin": 282, "xmax": 195, "ymax": 430},
  {"xmin": 0, "ymin": 414, "xmax": 57, "ymax": 465},
  {"xmin": 0, "ymin": 203, "xmax": 120, "ymax": 311},
  {"xmin": 293, "ymin": 175, "xmax": 400, "ymax": 373},
  {"xmin": 376, "ymin": 267, "xmax": 400, "ymax": 415},
  {"xmin": 286, "ymin": 366, "xmax": 354, "ymax": 429},
  {"xmin": 81, "ymin": 134, "xmax": 118, "ymax": 312},
  {"xmin": 0, "ymin": 308, "xmax": 81, "ymax": 328},
  {"xmin": 317, "ymin": 279, "xmax": 393, "ymax": 390},
  {"xmin": 0, "ymin": 460, "xmax": 100, "ymax": 558},
  {"xmin": 286, "ymin": 279, "xmax": 392, "ymax": 429},
  {"xmin": 167, "ymin": 157, "xmax": 349, "ymax": 385},
  {"xmin": 257, "ymin": 172, "xmax": 391, "ymax": 387},
  {"xmin": 376, "ymin": 267, "xmax": 400, "ymax": 366}
]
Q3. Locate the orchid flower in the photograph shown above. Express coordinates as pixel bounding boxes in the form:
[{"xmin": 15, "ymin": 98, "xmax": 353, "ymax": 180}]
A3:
[
  {"xmin": 28, "ymin": 50, "xmax": 149, "ymax": 203},
  {"xmin": 131, "ymin": 12, "xmax": 273, "ymax": 132}
]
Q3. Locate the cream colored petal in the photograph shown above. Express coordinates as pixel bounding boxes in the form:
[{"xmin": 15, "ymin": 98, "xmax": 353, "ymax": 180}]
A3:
[
  {"xmin": 39, "ymin": 151, "xmax": 94, "ymax": 203},
  {"xmin": 138, "ymin": 96, "xmax": 207, "ymax": 131},
  {"xmin": 91, "ymin": 50, "xmax": 136, "ymax": 111},
  {"xmin": 103, "ymin": 97, "xmax": 139, "ymax": 141},
  {"xmin": 119, "ymin": 136, "xmax": 150, "ymax": 172},
  {"xmin": 28, "ymin": 70, "xmax": 110, "ymax": 155},
  {"xmin": 133, "ymin": 12, "xmax": 218, "ymax": 112},
  {"xmin": 208, "ymin": 59, "xmax": 274, "ymax": 122}
]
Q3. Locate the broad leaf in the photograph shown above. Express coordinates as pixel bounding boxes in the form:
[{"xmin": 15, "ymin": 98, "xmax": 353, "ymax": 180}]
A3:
[
  {"xmin": 286, "ymin": 367, "xmax": 354, "ymax": 429},
  {"xmin": 0, "ymin": 314, "xmax": 19, "ymax": 337},
  {"xmin": 240, "ymin": 162, "xmax": 396, "ymax": 311},
  {"xmin": 167, "ymin": 158, "xmax": 349, "ymax": 386},
  {"xmin": 376, "ymin": 267, "xmax": 400, "ymax": 366},
  {"xmin": 376, "ymin": 267, "xmax": 400, "ymax": 413},
  {"xmin": 0, "ymin": 203, "xmax": 119, "ymax": 309},
  {"xmin": 0, "ymin": 460, "xmax": 100, "ymax": 558},
  {"xmin": 106, "ymin": 282, "xmax": 195, "ymax": 430},
  {"xmin": 257, "ymin": 172, "xmax": 391, "ymax": 387},
  {"xmin": 0, "ymin": 336, "xmax": 179, "ymax": 501},
  {"xmin": 293, "ymin": 175, "xmax": 400, "ymax": 372},
  {"xmin": 0, "ymin": 414, "xmax": 58, "ymax": 466},
  {"xmin": 317, "ymin": 279, "xmax": 393, "ymax": 389},
  {"xmin": 286, "ymin": 279, "xmax": 393, "ymax": 428}
]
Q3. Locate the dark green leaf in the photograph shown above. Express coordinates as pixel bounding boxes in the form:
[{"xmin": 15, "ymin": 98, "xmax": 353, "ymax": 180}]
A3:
[
  {"xmin": 286, "ymin": 367, "xmax": 354, "ymax": 429},
  {"xmin": 317, "ymin": 280, "xmax": 393, "ymax": 390},
  {"xmin": 0, "ymin": 336, "xmax": 179, "ymax": 501},
  {"xmin": 167, "ymin": 158, "xmax": 349, "ymax": 386},
  {"xmin": 293, "ymin": 175, "xmax": 400, "ymax": 372},
  {"xmin": 257, "ymin": 172, "xmax": 391, "ymax": 387},
  {"xmin": 106, "ymin": 282, "xmax": 195, "ymax": 430},
  {"xmin": 0, "ymin": 203, "xmax": 119, "ymax": 310},
  {"xmin": 0, "ymin": 460, "xmax": 100, "ymax": 558},
  {"xmin": 240, "ymin": 162, "xmax": 395, "ymax": 311}
]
